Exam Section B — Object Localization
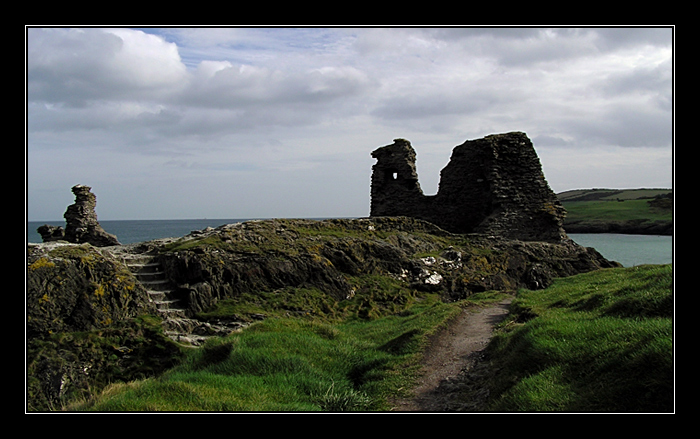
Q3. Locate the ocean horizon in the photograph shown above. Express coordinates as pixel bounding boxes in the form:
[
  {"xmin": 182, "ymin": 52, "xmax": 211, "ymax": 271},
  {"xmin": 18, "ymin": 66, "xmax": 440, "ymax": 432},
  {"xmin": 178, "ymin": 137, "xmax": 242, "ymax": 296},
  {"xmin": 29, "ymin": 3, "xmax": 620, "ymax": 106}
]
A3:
[{"xmin": 27, "ymin": 218, "xmax": 353, "ymax": 246}]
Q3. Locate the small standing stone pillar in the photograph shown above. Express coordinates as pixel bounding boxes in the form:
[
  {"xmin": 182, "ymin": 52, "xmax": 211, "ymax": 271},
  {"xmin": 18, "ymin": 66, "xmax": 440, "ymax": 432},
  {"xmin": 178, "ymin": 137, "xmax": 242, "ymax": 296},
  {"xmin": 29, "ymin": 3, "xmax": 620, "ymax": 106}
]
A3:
[{"xmin": 38, "ymin": 185, "xmax": 120, "ymax": 247}]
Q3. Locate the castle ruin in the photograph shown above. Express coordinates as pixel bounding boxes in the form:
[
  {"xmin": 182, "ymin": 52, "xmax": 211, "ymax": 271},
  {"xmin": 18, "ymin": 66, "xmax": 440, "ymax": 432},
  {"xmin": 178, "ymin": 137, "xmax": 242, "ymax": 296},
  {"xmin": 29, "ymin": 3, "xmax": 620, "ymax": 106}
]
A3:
[{"xmin": 370, "ymin": 132, "xmax": 567, "ymax": 242}]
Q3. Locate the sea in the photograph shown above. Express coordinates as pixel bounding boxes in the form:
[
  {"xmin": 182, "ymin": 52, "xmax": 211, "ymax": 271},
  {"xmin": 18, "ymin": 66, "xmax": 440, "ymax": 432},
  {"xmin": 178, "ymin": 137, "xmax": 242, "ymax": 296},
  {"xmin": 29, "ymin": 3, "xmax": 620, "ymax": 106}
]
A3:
[{"xmin": 26, "ymin": 219, "xmax": 673, "ymax": 268}]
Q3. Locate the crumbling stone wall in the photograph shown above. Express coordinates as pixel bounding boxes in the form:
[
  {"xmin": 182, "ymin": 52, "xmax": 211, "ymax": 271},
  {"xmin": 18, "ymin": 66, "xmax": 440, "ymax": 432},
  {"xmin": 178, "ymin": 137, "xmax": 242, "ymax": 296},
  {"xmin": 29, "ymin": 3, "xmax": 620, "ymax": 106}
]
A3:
[{"xmin": 370, "ymin": 132, "xmax": 567, "ymax": 242}]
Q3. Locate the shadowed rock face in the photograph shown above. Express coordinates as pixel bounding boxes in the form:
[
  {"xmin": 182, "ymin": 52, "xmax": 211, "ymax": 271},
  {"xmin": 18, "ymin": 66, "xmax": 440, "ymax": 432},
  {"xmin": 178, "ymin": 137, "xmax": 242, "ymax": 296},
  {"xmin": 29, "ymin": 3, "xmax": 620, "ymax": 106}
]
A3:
[{"xmin": 370, "ymin": 132, "xmax": 567, "ymax": 242}]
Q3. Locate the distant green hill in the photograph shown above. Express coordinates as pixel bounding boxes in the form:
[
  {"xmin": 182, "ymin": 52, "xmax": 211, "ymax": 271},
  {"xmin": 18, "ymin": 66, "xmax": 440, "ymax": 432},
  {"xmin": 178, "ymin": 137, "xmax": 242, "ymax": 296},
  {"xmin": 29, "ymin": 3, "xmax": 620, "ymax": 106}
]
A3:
[{"xmin": 557, "ymin": 189, "xmax": 672, "ymax": 235}]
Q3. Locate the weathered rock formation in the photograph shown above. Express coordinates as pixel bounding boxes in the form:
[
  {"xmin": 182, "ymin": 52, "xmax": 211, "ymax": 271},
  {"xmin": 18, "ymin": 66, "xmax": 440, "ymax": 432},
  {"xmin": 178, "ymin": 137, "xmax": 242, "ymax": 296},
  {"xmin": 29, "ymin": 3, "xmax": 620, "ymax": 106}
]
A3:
[
  {"xmin": 151, "ymin": 217, "xmax": 618, "ymax": 312},
  {"xmin": 28, "ymin": 217, "xmax": 616, "ymax": 336},
  {"xmin": 26, "ymin": 242, "xmax": 182, "ymax": 411},
  {"xmin": 38, "ymin": 185, "xmax": 120, "ymax": 247},
  {"xmin": 36, "ymin": 224, "xmax": 65, "ymax": 242},
  {"xmin": 26, "ymin": 243, "xmax": 155, "ymax": 336},
  {"xmin": 370, "ymin": 132, "xmax": 567, "ymax": 242}
]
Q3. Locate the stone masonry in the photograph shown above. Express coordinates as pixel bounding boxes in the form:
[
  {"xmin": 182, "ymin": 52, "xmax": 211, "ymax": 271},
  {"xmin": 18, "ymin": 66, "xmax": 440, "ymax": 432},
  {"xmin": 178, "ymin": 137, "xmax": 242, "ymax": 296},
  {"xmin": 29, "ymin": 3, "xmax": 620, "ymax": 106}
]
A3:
[{"xmin": 370, "ymin": 132, "xmax": 567, "ymax": 242}]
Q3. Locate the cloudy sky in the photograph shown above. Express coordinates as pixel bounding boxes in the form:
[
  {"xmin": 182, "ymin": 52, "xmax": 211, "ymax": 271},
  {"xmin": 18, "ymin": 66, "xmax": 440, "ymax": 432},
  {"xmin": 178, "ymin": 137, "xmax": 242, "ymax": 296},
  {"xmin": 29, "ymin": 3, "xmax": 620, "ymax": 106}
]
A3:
[{"xmin": 26, "ymin": 26, "xmax": 674, "ymax": 221}]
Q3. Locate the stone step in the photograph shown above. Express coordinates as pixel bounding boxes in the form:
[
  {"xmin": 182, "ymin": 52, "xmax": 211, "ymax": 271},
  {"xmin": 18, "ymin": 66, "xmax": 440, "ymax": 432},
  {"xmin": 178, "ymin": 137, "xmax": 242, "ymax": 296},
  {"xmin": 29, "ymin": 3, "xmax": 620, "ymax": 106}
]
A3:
[
  {"xmin": 136, "ymin": 277, "xmax": 166, "ymax": 286},
  {"xmin": 157, "ymin": 308, "xmax": 188, "ymax": 320},
  {"xmin": 139, "ymin": 279, "xmax": 172, "ymax": 291},
  {"xmin": 126, "ymin": 261, "xmax": 160, "ymax": 267},
  {"xmin": 132, "ymin": 268, "xmax": 163, "ymax": 278},
  {"xmin": 129, "ymin": 265, "xmax": 164, "ymax": 276},
  {"xmin": 164, "ymin": 317, "xmax": 202, "ymax": 333},
  {"xmin": 128, "ymin": 261, "xmax": 161, "ymax": 267},
  {"xmin": 149, "ymin": 296, "xmax": 185, "ymax": 311},
  {"xmin": 116, "ymin": 251, "xmax": 232, "ymax": 347},
  {"xmin": 147, "ymin": 291, "xmax": 167, "ymax": 300},
  {"xmin": 154, "ymin": 299, "xmax": 181, "ymax": 309},
  {"xmin": 122, "ymin": 256, "xmax": 156, "ymax": 266},
  {"xmin": 134, "ymin": 269, "xmax": 165, "ymax": 277}
]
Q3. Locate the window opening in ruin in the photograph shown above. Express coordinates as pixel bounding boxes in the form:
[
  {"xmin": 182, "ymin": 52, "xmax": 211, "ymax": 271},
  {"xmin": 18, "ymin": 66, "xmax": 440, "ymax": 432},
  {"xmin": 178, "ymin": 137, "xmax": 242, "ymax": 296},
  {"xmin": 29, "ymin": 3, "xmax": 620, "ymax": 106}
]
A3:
[{"xmin": 392, "ymin": 172, "xmax": 398, "ymax": 180}]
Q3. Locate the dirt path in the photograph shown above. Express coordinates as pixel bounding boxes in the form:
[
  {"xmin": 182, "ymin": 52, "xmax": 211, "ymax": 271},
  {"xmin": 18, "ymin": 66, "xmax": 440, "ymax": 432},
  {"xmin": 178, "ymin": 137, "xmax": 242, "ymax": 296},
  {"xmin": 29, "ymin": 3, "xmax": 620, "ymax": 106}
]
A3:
[{"xmin": 390, "ymin": 298, "xmax": 512, "ymax": 412}]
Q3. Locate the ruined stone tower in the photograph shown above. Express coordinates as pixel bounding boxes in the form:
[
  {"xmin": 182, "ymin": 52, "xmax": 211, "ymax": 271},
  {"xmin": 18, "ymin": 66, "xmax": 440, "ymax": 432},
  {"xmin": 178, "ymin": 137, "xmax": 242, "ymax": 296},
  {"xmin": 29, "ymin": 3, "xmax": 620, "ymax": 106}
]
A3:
[{"xmin": 370, "ymin": 132, "xmax": 567, "ymax": 242}]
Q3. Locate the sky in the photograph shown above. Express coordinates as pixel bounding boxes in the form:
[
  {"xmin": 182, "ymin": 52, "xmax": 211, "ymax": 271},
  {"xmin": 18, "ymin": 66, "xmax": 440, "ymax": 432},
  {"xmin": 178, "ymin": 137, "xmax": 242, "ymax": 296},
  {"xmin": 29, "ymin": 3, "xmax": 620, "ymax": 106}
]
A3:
[{"xmin": 26, "ymin": 26, "xmax": 674, "ymax": 221}]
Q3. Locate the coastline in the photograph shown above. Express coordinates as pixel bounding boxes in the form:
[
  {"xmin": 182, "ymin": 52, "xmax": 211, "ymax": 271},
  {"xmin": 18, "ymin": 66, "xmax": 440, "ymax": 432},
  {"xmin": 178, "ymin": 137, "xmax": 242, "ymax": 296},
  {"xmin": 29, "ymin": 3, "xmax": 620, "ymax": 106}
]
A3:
[{"xmin": 563, "ymin": 219, "xmax": 672, "ymax": 236}]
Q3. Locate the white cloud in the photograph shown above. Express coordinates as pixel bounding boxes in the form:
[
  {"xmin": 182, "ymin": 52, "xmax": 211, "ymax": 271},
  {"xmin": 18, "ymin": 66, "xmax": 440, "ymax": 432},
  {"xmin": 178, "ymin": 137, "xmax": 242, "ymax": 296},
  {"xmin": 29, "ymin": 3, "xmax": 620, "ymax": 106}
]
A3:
[
  {"xmin": 28, "ymin": 28, "xmax": 187, "ymax": 106},
  {"xmin": 540, "ymin": 144, "xmax": 673, "ymax": 193},
  {"xmin": 26, "ymin": 26, "xmax": 674, "ymax": 221}
]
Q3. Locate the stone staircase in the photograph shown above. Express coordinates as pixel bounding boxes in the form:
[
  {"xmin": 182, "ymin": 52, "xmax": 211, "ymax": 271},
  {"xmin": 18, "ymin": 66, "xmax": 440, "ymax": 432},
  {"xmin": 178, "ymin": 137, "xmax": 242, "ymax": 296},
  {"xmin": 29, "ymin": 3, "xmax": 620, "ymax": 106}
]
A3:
[{"xmin": 122, "ymin": 254, "xmax": 213, "ymax": 347}]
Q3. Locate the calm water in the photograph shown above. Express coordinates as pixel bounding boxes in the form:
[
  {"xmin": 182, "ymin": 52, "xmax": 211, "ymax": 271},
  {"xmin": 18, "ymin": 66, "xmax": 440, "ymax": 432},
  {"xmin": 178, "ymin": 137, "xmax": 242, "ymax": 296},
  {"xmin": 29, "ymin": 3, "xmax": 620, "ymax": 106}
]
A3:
[
  {"xmin": 27, "ymin": 220, "xmax": 673, "ymax": 268},
  {"xmin": 27, "ymin": 219, "xmax": 268, "ymax": 246},
  {"xmin": 568, "ymin": 233, "xmax": 673, "ymax": 267}
]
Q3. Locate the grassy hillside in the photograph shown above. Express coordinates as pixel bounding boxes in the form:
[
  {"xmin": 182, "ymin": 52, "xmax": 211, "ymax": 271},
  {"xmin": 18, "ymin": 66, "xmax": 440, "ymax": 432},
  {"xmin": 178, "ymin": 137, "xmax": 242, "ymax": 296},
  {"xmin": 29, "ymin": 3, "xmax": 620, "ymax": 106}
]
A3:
[
  {"xmin": 71, "ymin": 287, "xmax": 496, "ymax": 411},
  {"xmin": 558, "ymin": 188, "xmax": 672, "ymax": 235},
  {"xmin": 71, "ymin": 265, "xmax": 673, "ymax": 412},
  {"xmin": 557, "ymin": 188, "xmax": 672, "ymax": 202},
  {"xmin": 484, "ymin": 264, "xmax": 673, "ymax": 412}
]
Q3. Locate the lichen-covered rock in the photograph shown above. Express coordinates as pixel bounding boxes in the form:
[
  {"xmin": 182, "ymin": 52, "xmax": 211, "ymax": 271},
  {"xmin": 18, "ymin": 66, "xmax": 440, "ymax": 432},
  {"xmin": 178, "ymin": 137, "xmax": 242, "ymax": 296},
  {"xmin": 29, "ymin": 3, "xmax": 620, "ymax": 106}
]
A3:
[
  {"xmin": 152, "ymin": 217, "xmax": 619, "ymax": 312},
  {"xmin": 27, "ymin": 218, "xmax": 617, "ymax": 335},
  {"xmin": 26, "ymin": 243, "xmax": 155, "ymax": 336}
]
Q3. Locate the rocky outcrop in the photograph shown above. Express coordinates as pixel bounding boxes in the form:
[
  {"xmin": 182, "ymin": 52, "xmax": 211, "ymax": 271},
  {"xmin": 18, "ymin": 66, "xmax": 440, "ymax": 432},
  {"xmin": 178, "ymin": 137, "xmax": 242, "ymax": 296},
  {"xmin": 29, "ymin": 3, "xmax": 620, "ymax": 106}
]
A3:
[
  {"xmin": 29, "ymin": 217, "xmax": 616, "ymax": 333},
  {"xmin": 26, "ymin": 242, "xmax": 155, "ymax": 336},
  {"xmin": 37, "ymin": 185, "xmax": 120, "ymax": 247},
  {"xmin": 26, "ymin": 243, "xmax": 182, "ymax": 411},
  {"xmin": 29, "ymin": 216, "xmax": 617, "ymax": 337},
  {"xmin": 36, "ymin": 224, "xmax": 65, "ymax": 242},
  {"xmin": 370, "ymin": 132, "xmax": 567, "ymax": 242},
  {"xmin": 151, "ymin": 217, "xmax": 618, "ymax": 311}
]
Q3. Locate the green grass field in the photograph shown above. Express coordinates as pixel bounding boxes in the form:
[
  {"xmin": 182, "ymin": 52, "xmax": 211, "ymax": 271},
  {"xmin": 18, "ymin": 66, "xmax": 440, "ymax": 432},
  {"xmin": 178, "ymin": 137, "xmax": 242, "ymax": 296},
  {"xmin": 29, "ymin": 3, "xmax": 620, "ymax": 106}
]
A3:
[
  {"xmin": 558, "ymin": 188, "xmax": 672, "ymax": 233},
  {"xmin": 563, "ymin": 199, "xmax": 671, "ymax": 223},
  {"xmin": 484, "ymin": 264, "xmax": 673, "ymax": 412},
  {"xmin": 70, "ymin": 264, "xmax": 673, "ymax": 412},
  {"xmin": 71, "ymin": 279, "xmax": 488, "ymax": 411},
  {"xmin": 557, "ymin": 188, "xmax": 672, "ymax": 202}
]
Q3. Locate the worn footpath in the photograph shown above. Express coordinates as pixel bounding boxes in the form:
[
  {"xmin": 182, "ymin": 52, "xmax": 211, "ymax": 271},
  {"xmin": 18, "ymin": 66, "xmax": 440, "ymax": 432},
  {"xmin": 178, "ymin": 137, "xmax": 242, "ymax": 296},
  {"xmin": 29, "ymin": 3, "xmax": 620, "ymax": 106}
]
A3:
[{"xmin": 391, "ymin": 299, "xmax": 512, "ymax": 412}]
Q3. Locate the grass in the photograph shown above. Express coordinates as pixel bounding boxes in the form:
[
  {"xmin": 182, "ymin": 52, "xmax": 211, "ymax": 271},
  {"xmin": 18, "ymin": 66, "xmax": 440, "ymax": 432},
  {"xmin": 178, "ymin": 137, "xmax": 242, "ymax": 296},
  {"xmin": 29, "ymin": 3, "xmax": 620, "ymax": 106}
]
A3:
[
  {"xmin": 484, "ymin": 264, "xmax": 673, "ymax": 412},
  {"xmin": 558, "ymin": 188, "xmax": 672, "ymax": 233},
  {"xmin": 559, "ymin": 188, "xmax": 672, "ymax": 233},
  {"xmin": 75, "ymin": 290, "xmax": 469, "ymax": 411},
  {"xmin": 59, "ymin": 256, "xmax": 673, "ymax": 412},
  {"xmin": 557, "ymin": 188, "xmax": 672, "ymax": 202},
  {"xmin": 27, "ymin": 315, "xmax": 183, "ymax": 411},
  {"xmin": 563, "ymin": 199, "xmax": 672, "ymax": 223}
]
